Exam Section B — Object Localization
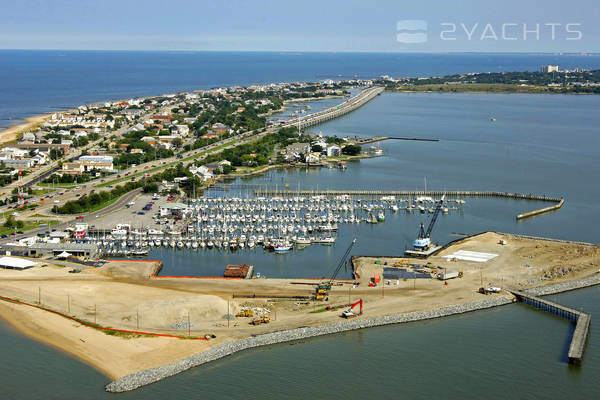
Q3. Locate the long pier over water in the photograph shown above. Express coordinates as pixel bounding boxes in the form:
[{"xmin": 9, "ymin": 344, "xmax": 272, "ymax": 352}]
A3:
[
  {"xmin": 253, "ymin": 190, "xmax": 564, "ymax": 219},
  {"xmin": 254, "ymin": 189, "xmax": 562, "ymax": 202},
  {"xmin": 508, "ymin": 289, "xmax": 591, "ymax": 364}
]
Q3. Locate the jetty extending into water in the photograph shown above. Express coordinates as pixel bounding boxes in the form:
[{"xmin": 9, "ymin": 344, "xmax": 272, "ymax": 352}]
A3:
[{"xmin": 508, "ymin": 288, "xmax": 591, "ymax": 364}]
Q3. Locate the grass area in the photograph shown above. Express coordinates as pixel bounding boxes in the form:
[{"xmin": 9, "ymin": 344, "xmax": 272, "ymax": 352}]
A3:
[
  {"xmin": 0, "ymin": 204, "xmax": 39, "ymax": 219},
  {"xmin": 54, "ymin": 193, "xmax": 122, "ymax": 215},
  {"xmin": 0, "ymin": 219, "xmax": 59, "ymax": 235},
  {"xmin": 393, "ymin": 83, "xmax": 568, "ymax": 94},
  {"xmin": 37, "ymin": 182, "xmax": 78, "ymax": 188},
  {"xmin": 29, "ymin": 188, "xmax": 57, "ymax": 196}
]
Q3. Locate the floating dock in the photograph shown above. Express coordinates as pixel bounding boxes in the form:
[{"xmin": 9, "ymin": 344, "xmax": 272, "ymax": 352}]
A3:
[
  {"xmin": 508, "ymin": 289, "xmax": 590, "ymax": 364},
  {"xmin": 404, "ymin": 245, "xmax": 442, "ymax": 258}
]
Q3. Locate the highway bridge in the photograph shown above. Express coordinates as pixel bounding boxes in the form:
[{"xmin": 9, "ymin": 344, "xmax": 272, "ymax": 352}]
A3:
[{"xmin": 284, "ymin": 86, "xmax": 384, "ymax": 130}]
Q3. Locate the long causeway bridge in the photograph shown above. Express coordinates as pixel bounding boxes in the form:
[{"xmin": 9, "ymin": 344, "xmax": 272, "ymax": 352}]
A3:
[
  {"xmin": 283, "ymin": 86, "xmax": 384, "ymax": 130},
  {"xmin": 508, "ymin": 289, "xmax": 591, "ymax": 364}
]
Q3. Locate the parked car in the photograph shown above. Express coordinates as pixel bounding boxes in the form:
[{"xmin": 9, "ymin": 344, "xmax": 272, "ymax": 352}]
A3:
[{"xmin": 76, "ymin": 216, "xmax": 84, "ymax": 219}]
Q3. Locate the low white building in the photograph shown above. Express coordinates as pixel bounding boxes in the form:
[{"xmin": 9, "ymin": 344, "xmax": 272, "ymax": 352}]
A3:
[
  {"xmin": 326, "ymin": 145, "xmax": 341, "ymax": 157},
  {"xmin": 189, "ymin": 165, "xmax": 214, "ymax": 181}
]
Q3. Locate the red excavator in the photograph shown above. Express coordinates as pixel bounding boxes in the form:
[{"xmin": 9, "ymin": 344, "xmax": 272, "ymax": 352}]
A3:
[{"xmin": 341, "ymin": 299, "xmax": 363, "ymax": 318}]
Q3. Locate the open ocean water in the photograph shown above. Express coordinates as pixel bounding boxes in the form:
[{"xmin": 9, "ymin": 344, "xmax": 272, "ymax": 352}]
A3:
[
  {"xmin": 2, "ymin": 50, "xmax": 600, "ymax": 129},
  {"xmin": 1, "ymin": 51, "xmax": 600, "ymax": 398}
]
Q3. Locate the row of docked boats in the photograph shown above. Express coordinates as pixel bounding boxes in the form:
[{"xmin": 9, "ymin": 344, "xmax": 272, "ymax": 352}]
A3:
[{"xmin": 76, "ymin": 194, "xmax": 464, "ymax": 255}]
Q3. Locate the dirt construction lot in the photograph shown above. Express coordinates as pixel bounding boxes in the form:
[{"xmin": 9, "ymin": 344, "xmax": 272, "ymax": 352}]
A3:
[{"xmin": 1, "ymin": 232, "xmax": 599, "ymax": 380}]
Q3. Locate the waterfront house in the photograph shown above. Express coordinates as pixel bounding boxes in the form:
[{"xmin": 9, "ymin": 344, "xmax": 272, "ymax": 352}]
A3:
[
  {"xmin": 21, "ymin": 132, "xmax": 36, "ymax": 142},
  {"xmin": 326, "ymin": 145, "xmax": 341, "ymax": 157},
  {"xmin": 285, "ymin": 142, "xmax": 311, "ymax": 155},
  {"xmin": 189, "ymin": 165, "xmax": 214, "ymax": 181},
  {"xmin": 305, "ymin": 152, "xmax": 321, "ymax": 164}
]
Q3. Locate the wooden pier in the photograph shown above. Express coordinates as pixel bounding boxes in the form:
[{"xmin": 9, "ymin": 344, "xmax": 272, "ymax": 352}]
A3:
[
  {"xmin": 509, "ymin": 289, "xmax": 590, "ymax": 364},
  {"xmin": 254, "ymin": 189, "xmax": 563, "ymax": 203}
]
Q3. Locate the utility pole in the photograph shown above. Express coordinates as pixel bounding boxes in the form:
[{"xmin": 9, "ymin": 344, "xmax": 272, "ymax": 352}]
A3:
[
  {"xmin": 38, "ymin": 286, "xmax": 41, "ymax": 304},
  {"xmin": 480, "ymin": 269, "xmax": 483, "ymax": 286},
  {"xmin": 187, "ymin": 311, "xmax": 191, "ymax": 337},
  {"xmin": 227, "ymin": 297, "xmax": 230, "ymax": 328}
]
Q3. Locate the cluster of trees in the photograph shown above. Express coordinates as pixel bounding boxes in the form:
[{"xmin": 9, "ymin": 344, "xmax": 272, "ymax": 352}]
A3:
[
  {"xmin": 384, "ymin": 70, "xmax": 600, "ymax": 92},
  {"xmin": 3, "ymin": 215, "xmax": 24, "ymax": 229},
  {"xmin": 202, "ymin": 126, "xmax": 302, "ymax": 168},
  {"xmin": 112, "ymin": 130, "xmax": 176, "ymax": 168},
  {"xmin": 55, "ymin": 180, "xmax": 142, "ymax": 214},
  {"xmin": 341, "ymin": 144, "xmax": 361, "ymax": 156},
  {"xmin": 42, "ymin": 172, "xmax": 95, "ymax": 184}
]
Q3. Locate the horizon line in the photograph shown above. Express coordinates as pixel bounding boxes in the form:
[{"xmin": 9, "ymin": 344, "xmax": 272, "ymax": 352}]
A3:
[{"xmin": 1, "ymin": 48, "xmax": 599, "ymax": 55}]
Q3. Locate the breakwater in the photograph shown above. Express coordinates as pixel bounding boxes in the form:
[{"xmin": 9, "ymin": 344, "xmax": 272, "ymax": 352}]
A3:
[
  {"xmin": 516, "ymin": 198, "xmax": 565, "ymax": 220},
  {"xmin": 105, "ymin": 296, "xmax": 512, "ymax": 392},
  {"xmin": 522, "ymin": 273, "xmax": 600, "ymax": 296}
]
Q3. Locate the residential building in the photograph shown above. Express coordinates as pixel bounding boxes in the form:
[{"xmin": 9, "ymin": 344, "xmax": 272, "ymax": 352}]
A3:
[
  {"xmin": 541, "ymin": 65, "xmax": 559, "ymax": 73},
  {"xmin": 305, "ymin": 152, "xmax": 321, "ymax": 164},
  {"xmin": 326, "ymin": 145, "xmax": 341, "ymax": 157},
  {"xmin": 285, "ymin": 142, "xmax": 311, "ymax": 155}
]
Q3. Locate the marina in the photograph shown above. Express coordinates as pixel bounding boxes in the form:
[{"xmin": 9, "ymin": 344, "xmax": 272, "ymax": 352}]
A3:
[{"xmin": 75, "ymin": 194, "xmax": 466, "ymax": 257}]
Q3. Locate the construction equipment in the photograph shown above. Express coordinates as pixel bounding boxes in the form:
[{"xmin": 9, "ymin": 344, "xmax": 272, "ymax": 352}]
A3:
[
  {"xmin": 479, "ymin": 286, "xmax": 502, "ymax": 295},
  {"xmin": 236, "ymin": 309, "xmax": 255, "ymax": 318},
  {"xmin": 438, "ymin": 270, "xmax": 461, "ymax": 280},
  {"xmin": 341, "ymin": 299, "xmax": 363, "ymax": 318},
  {"xmin": 251, "ymin": 316, "xmax": 271, "ymax": 325},
  {"xmin": 394, "ymin": 259, "xmax": 410, "ymax": 268},
  {"xmin": 413, "ymin": 195, "xmax": 445, "ymax": 251},
  {"xmin": 314, "ymin": 238, "xmax": 357, "ymax": 300}
]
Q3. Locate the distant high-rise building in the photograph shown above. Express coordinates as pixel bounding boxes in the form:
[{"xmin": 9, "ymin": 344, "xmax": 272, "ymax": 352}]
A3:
[{"xmin": 541, "ymin": 65, "xmax": 559, "ymax": 73}]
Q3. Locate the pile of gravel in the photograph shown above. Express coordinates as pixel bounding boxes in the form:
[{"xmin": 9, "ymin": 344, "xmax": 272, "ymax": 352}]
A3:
[
  {"xmin": 524, "ymin": 273, "xmax": 600, "ymax": 296},
  {"xmin": 105, "ymin": 296, "xmax": 511, "ymax": 392}
]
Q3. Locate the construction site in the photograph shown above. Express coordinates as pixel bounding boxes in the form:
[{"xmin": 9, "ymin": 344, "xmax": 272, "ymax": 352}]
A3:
[{"xmin": 1, "ymin": 222, "xmax": 600, "ymax": 388}]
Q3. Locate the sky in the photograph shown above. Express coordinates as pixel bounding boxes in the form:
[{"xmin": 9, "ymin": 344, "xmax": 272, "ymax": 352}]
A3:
[{"xmin": 1, "ymin": 0, "xmax": 599, "ymax": 52}]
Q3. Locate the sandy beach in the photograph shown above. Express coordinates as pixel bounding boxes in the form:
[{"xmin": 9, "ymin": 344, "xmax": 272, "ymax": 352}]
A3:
[
  {"xmin": 0, "ymin": 232, "xmax": 599, "ymax": 386},
  {"xmin": 0, "ymin": 113, "xmax": 53, "ymax": 144}
]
